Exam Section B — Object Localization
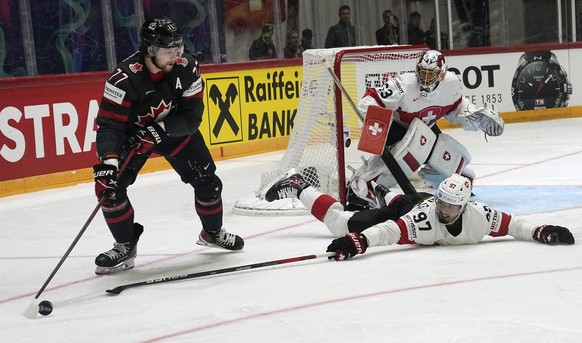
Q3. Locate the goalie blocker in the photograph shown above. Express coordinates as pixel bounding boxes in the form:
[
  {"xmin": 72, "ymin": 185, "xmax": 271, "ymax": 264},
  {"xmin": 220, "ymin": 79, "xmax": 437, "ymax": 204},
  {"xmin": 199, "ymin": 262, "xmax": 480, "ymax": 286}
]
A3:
[{"xmin": 349, "ymin": 117, "xmax": 473, "ymax": 201}]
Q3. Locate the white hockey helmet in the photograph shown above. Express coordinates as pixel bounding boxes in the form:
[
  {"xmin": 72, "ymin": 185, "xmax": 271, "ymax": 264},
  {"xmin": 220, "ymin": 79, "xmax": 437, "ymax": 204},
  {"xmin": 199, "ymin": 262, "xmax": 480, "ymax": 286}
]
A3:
[
  {"xmin": 435, "ymin": 174, "xmax": 472, "ymax": 206},
  {"xmin": 416, "ymin": 50, "xmax": 447, "ymax": 93}
]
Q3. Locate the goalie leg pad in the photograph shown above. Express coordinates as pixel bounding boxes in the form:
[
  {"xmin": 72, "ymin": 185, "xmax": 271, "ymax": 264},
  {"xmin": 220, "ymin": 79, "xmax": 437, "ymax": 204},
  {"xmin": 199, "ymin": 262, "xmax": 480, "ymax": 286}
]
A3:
[
  {"xmin": 390, "ymin": 118, "xmax": 438, "ymax": 175},
  {"xmin": 348, "ymin": 118, "xmax": 436, "ymax": 200},
  {"xmin": 423, "ymin": 133, "xmax": 471, "ymax": 183}
]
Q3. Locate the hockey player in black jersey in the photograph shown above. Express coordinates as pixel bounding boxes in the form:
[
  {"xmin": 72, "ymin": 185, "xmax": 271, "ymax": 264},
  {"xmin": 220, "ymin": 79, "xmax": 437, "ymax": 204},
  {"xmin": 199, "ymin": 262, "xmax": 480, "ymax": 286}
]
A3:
[{"xmin": 93, "ymin": 16, "xmax": 243, "ymax": 275}]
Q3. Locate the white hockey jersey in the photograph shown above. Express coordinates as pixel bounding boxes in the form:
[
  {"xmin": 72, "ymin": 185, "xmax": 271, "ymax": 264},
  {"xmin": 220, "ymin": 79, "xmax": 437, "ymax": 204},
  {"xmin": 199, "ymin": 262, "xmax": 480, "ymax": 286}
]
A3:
[
  {"xmin": 362, "ymin": 198, "xmax": 537, "ymax": 247},
  {"xmin": 358, "ymin": 71, "xmax": 476, "ymax": 130}
]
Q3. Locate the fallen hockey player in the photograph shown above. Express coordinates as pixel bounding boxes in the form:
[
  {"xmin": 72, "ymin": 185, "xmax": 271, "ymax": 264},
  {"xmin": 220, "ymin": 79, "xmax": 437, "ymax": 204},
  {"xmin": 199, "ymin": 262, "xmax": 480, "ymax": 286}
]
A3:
[{"xmin": 263, "ymin": 171, "xmax": 574, "ymax": 261}]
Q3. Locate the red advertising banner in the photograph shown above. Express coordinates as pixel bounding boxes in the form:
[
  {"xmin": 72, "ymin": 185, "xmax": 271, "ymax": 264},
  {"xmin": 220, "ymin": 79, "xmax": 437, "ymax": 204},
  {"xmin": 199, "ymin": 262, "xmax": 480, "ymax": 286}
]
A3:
[{"xmin": 0, "ymin": 73, "xmax": 108, "ymax": 181}]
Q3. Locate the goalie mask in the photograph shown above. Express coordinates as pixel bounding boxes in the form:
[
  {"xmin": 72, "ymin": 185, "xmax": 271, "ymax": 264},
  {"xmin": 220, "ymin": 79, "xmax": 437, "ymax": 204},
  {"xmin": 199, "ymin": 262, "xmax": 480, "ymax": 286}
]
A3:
[{"xmin": 416, "ymin": 50, "xmax": 447, "ymax": 93}]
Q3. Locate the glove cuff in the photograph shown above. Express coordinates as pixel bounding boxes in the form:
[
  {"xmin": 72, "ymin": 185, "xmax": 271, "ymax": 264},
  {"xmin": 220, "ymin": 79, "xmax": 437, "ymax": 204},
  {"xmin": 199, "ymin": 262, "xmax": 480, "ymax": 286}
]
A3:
[
  {"xmin": 102, "ymin": 158, "xmax": 119, "ymax": 168},
  {"xmin": 347, "ymin": 232, "xmax": 368, "ymax": 254},
  {"xmin": 533, "ymin": 225, "xmax": 555, "ymax": 244}
]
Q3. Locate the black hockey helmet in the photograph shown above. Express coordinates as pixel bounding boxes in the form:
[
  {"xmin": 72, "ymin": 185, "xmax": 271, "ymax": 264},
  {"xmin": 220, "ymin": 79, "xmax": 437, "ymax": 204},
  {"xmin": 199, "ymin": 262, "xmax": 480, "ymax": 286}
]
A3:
[{"xmin": 140, "ymin": 17, "xmax": 183, "ymax": 48}]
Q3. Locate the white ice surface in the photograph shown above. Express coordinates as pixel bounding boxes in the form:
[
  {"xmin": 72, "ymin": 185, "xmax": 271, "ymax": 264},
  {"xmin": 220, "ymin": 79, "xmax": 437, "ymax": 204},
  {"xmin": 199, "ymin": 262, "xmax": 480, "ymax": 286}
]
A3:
[{"xmin": 1, "ymin": 118, "xmax": 582, "ymax": 342}]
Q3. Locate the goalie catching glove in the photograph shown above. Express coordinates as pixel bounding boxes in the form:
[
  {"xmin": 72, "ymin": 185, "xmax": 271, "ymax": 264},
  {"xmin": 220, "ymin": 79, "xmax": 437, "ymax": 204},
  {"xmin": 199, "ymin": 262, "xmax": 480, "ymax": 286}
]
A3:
[
  {"xmin": 467, "ymin": 103, "xmax": 504, "ymax": 136},
  {"xmin": 131, "ymin": 122, "xmax": 167, "ymax": 154},
  {"xmin": 326, "ymin": 233, "xmax": 369, "ymax": 261},
  {"xmin": 533, "ymin": 225, "xmax": 575, "ymax": 245}
]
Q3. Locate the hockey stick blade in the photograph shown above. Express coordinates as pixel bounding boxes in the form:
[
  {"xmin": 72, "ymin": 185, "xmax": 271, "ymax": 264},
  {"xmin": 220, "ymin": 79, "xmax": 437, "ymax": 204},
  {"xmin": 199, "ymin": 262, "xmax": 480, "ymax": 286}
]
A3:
[{"xmin": 106, "ymin": 252, "xmax": 335, "ymax": 295}]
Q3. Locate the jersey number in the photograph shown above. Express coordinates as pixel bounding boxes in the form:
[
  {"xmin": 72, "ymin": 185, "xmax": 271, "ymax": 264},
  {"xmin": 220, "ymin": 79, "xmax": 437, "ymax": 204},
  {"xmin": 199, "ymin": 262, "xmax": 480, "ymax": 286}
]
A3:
[
  {"xmin": 379, "ymin": 88, "xmax": 393, "ymax": 98},
  {"xmin": 413, "ymin": 212, "xmax": 432, "ymax": 231}
]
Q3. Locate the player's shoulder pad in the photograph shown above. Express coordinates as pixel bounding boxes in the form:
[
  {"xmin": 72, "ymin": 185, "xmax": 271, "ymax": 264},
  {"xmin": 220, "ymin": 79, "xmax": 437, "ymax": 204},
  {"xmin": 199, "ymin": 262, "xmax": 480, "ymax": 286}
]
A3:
[
  {"xmin": 116, "ymin": 51, "xmax": 144, "ymax": 75},
  {"xmin": 174, "ymin": 54, "xmax": 201, "ymax": 78},
  {"xmin": 387, "ymin": 72, "xmax": 413, "ymax": 95},
  {"xmin": 443, "ymin": 70, "xmax": 463, "ymax": 84},
  {"xmin": 440, "ymin": 71, "xmax": 463, "ymax": 93}
]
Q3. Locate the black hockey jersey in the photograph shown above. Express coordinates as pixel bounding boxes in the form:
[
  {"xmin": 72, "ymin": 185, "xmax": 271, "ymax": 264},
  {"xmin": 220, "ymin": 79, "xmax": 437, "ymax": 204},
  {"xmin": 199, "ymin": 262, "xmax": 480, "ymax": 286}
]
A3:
[{"xmin": 96, "ymin": 52, "xmax": 204, "ymax": 160}]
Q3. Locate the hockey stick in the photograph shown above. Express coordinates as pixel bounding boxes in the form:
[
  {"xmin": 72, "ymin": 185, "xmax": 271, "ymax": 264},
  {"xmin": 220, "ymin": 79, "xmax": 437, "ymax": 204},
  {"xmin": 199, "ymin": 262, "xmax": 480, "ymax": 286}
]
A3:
[
  {"xmin": 24, "ymin": 149, "xmax": 136, "ymax": 318},
  {"xmin": 323, "ymin": 59, "xmax": 417, "ymax": 195},
  {"xmin": 106, "ymin": 252, "xmax": 335, "ymax": 295}
]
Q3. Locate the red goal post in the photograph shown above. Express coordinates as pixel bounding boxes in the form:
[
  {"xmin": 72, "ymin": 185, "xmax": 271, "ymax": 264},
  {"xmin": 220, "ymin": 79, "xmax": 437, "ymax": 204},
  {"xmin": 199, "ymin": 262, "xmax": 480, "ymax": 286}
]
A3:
[{"xmin": 234, "ymin": 45, "xmax": 425, "ymax": 216}]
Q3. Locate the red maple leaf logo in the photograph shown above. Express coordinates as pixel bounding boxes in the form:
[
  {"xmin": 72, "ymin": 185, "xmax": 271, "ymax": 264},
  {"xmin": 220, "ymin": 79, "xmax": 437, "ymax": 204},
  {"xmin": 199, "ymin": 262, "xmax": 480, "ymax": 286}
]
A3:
[
  {"xmin": 136, "ymin": 100, "xmax": 172, "ymax": 126},
  {"xmin": 129, "ymin": 63, "xmax": 143, "ymax": 73},
  {"xmin": 176, "ymin": 57, "xmax": 188, "ymax": 67}
]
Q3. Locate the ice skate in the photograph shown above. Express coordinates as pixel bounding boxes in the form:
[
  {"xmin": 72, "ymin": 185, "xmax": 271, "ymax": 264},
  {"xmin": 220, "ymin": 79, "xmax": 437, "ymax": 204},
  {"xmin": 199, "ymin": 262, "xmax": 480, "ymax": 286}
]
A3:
[
  {"xmin": 95, "ymin": 242, "xmax": 137, "ymax": 275},
  {"xmin": 196, "ymin": 228, "xmax": 244, "ymax": 250},
  {"xmin": 95, "ymin": 222, "xmax": 143, "ymax": 275},
  {"xmin": 263, "ymin": 169, "xmax": 309, "ymax": 202},
  {"xmin": 373, "ymin": 183, "xmax": 391, "ymax": 207}
]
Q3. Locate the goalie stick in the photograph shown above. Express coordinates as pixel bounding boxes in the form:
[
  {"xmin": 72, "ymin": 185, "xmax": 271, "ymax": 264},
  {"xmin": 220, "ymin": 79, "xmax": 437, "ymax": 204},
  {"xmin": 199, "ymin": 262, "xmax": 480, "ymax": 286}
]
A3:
[
  {"xmin": 106, "ymin": 252, "xmax": 335, "ymax": 295},
  {"xmin": 24, "ymin": 149, "xmax": 136, "ymax": 319},
  {"xmin": 323, "ymin": 59, "xmax": 417, "ymax": 195}
]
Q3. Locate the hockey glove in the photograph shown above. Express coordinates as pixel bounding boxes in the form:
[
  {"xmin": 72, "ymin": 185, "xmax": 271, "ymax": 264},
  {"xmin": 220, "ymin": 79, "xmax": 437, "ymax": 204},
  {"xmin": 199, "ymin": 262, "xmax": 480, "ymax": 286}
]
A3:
[
  {"xmin": 93, "ymin": 163, "xmax": 119, "ymax": 206},
  {"xmin": 326, "ymin": 232, "xmax": 368, "ymax": 261},
  {"xmin": 468, "ymin": 103, "xmax": 504, "ymax": 136},
  {"xmin": 533, "ymin": 225, "xmax": 575, "ymax": 245},
  {"xmin": 132, "ymin": 122, "xmax": 167, "ymax": 154}
]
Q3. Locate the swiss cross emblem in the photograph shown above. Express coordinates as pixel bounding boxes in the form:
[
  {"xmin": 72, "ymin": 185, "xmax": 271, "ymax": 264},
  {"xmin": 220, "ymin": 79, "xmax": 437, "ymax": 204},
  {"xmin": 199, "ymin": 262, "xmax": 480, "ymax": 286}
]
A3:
[
  {"xmin": 176, "ymin": 57, "xmax": 188, "ymax": 67},
  {"xmin": 366, "ymin": 120, "xmax": 388, "ymax": 141},
  {"xmin": 443, "ymin": 151, "xmax": 451, "ymax": 161},
  {"xmin": 129, "ymin": 63, "xmax": 143, "ymax": 73},
  {"xmin": 420, "ymin": 135, "xmax": 427, "ymax": 145}
]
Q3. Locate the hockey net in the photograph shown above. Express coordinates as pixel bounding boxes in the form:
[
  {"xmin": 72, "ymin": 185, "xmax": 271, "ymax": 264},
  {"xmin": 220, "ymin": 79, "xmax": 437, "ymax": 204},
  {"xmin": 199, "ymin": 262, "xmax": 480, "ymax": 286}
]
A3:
[{"xmin": 234, "ymin": 45, "xmax": 425, "ymax": 216}]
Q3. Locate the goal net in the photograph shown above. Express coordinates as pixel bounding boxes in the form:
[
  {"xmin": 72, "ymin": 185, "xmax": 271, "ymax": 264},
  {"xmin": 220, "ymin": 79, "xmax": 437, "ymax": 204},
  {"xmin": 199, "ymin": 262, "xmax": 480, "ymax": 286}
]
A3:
[{"xmin": 234, "ymin": 45, "xmax": 425, "ymax": 216}]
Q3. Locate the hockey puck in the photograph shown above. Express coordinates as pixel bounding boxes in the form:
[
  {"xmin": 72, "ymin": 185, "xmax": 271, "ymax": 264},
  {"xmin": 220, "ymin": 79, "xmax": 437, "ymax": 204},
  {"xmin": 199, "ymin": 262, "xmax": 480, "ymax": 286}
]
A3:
[{"xmin": 38, "ymin": 300, "xmax": 53, "ymax": 316}]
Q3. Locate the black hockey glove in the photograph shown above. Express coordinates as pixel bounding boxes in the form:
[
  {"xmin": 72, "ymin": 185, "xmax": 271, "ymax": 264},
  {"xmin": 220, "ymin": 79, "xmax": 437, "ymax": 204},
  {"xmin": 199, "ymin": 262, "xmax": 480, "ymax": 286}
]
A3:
[
  {"xmin": 132, "ymin": 123, "xmax": 166, "ymax": 154},
  {"xmin": 93, "ymin": 163, "xmax": 119, "ymax": 206},
  {"xmin": 533, "ymin": 225, "xmax": 575, "ymax": 245},
  {"xmin": 326, "ymin": 233, "xmax": 368, "ymax": 261}
]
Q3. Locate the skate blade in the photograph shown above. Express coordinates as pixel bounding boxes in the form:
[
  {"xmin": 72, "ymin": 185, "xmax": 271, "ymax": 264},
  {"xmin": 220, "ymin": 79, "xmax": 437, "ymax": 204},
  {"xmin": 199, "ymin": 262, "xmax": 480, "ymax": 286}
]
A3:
[
  {"xmin": 195, "ymin": 238, "xmax": 224, "ymax": 250},
  {"xmin": 196, "ymin": 238, "xmax": 241, "ymax": 251},
  {"xmin": 95, "ymin": 258, "xmax": 135, "ymax": 275}
]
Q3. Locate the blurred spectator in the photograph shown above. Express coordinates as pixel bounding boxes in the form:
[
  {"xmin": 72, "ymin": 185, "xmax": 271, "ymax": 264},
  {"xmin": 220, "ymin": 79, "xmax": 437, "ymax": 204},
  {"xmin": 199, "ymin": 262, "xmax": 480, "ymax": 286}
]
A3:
[
  {"xmin": 302, "ymin": 28, "xmax": 315, "ymax": 50},
  {"xmin": 407, "ymin": 11, "xmax": 425, "ymax": 45},
  {"xmin": 376, "ymin": 10, "xmax": 400, "ymax": 45},
  {"xmin": 324, "ymin": 5, "xmax": 357, "ymax": 48},
  {"xmin": 425, "ymin": 18, "xmax": 450, "ymax": 50},
  {"xmin": 284, "ymin": 30, "xmax": 303, "ymax": 58},
  {"xmin": 249, "ymin": 23, "xmax": 276, "ymax": 60}
]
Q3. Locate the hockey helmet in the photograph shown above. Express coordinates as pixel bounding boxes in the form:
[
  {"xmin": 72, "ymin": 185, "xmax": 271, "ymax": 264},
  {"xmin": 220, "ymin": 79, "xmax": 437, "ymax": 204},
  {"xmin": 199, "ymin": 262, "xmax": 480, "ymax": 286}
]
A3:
[
  {"xmin": 435, "ymin": 174, "xmax": 472, "ymax": 207},
  {"xmin": 416, "ymin": 50, "xmax": 447, "ymax": 92},
  {"xmin": 140, "ymin": 17, "xmax": 183, "ymax": 48}
]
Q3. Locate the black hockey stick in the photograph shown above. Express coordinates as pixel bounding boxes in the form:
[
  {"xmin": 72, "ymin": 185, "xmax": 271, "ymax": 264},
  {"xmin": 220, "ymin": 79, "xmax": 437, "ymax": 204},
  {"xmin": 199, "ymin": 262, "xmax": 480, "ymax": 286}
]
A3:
[
  {"xmin": 324, "ymin": 60, "xmax": 417, "ymax": 195},
  {"xmin": 24, "ymin": 149, "xmax": 136, "ymax": 318},
  {"xmin": 106, "ymin": 252, "xmax": 335, "ymax": 295}
]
